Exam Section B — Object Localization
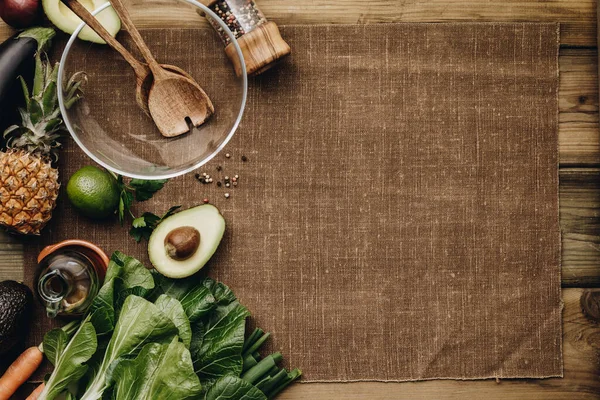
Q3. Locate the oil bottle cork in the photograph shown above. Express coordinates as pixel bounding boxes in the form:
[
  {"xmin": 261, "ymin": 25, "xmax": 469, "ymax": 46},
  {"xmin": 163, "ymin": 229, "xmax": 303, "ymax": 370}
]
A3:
[{"xmin": 198, "ymin": 0, "xmax": 291, "ymax": 76}]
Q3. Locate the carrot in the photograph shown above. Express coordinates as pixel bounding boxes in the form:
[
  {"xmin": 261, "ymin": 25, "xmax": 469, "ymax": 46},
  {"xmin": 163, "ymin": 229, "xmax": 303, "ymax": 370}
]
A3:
[
  {"xmin": 25, "ymin": 383, "xmax": 44, "ymax": 400},
  {"xmin": 0, "ymin": 346, "xmax": 43, "ymax": 400}
]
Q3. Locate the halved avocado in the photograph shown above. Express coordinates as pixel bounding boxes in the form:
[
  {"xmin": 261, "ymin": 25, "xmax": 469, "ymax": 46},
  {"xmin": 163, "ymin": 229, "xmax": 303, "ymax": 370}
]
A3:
[
  {"xmin": 42, "ymin": 0, "xmax": 120, "ymax": 44},
  {"xmin": 148, "ymin": 205, "xmax": 226, "ymax": 279}
]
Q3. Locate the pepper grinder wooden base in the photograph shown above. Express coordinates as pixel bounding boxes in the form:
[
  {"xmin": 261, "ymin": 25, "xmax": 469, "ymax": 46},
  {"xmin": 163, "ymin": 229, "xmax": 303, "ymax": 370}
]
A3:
[{"xmin": 225, "ymin": 21, "xmax": 291, "ymax": 76}]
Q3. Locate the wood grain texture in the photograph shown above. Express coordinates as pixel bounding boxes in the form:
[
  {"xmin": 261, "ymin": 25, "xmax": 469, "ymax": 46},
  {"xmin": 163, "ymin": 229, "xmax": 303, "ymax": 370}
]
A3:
[
  {"xmin": 561, "ymin": 169, "xmax": 600, "ymax": 287},
  {"xmin": 0, "ymin": 0, "xmax": 597, "ymax": 46},
  {"xmin": 75, "ymin": 0, "xmax": 600, "ymax": 47},
  {"xmin": 224, "ymin": 21, "xmax": 291, "ymax": 76},
  {"xmin": 559, "ymin": 49, "xmax": 599, "ymax": 166}
]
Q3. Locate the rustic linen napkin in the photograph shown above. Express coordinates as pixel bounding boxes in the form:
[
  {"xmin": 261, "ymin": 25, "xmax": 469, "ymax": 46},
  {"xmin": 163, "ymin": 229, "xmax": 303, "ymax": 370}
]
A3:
[{"xmin": 24, "ymin": 23, "xmax": 561, "ymax": 382}]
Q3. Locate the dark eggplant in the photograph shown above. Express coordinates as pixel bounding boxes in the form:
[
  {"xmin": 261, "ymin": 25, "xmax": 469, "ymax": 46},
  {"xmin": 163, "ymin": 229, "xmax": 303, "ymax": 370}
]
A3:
[{"xmin": 0, "ymin": 26, "xmax": 54, "ymax": 132}]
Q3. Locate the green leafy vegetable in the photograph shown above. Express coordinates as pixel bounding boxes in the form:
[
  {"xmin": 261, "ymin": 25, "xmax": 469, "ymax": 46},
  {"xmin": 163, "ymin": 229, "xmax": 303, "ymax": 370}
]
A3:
[
  {"xmin": 191, "ymin": 301, "xmax": 250, "ymax": 386},
  {"xmin": 130, "ymin": 206, "xmax": 181, "ymax": 243},
  {"xmin": 39, "ymin": 317, "xmax": 97, "ymax": 400},
  {"xmin": 110, "ymin": 337, "xmax": 202, "ymax": 400},
  {"xmin": 87, "ymin": 251, "xmax": 155, "ymax": 335},
  {"xmin": 151, "ymin": 274, "xmax": 217, "ymax": 322},
  {"xmin": 40, "ymin": 252, "xmax": 301, "ymax": 399},
  {"xmin": 155, "ymin": 295, "xmax": 192, "ymax": 348},
  {"xmin": 80, "ymin": 296, "xmax": 177, "ymax": 400},
  {"xmin": 205, "ymin": 376, "xmax": 267, "ymax": 400}
]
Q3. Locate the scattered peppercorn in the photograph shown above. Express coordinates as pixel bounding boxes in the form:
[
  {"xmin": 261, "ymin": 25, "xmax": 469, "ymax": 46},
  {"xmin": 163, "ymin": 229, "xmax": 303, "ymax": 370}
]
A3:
[
  {"xmin": 241, "ymin": 155, "xmax": 248, "ymax": 162},
  {"xmin": 217, "ymin": 181, "xmax": 222, "ymax": 187},
  {"xmin": 217, "ymin": 165, "xmax": 222, "ymax": 171}
]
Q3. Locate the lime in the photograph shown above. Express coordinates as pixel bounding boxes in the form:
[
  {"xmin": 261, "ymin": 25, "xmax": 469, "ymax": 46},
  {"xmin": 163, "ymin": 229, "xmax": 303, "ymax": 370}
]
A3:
[{"xmin": 66, "ymin": 166, "xmax": 120, "ymax": 219}]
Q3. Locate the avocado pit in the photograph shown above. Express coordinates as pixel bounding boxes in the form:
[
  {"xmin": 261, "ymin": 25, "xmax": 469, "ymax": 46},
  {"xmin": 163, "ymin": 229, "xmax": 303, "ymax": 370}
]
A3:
[{"xmin": 164, "ymin": 226, "xmax": 201, "ymax": 261}]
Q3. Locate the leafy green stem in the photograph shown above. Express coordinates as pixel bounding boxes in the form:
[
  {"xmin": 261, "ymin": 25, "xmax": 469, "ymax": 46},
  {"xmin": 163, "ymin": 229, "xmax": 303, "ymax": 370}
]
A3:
[
  {"xmin": 243, "ymin": 328, "xmax": 263, "ymax": 353},
  {"xmin": 265, "ymin": 369, "xmax": 302, "ymax": 399},
  {"xmin": 241, "ymin": 352, "xmax": 282, "ymax": 385},
  {"xmin": 243, "ymin": 332, "xmax": 270, "ymax": 358}
]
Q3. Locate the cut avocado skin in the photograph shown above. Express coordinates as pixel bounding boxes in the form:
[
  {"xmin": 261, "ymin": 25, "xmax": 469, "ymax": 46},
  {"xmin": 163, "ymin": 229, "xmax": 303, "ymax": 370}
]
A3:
[
  {"xmin": 148, "ymin": 205, "xmax": 226, "ymax": 279},
  {"xmin": 0, "ymin": 281, "xmax": 33, "ymax": 355}
]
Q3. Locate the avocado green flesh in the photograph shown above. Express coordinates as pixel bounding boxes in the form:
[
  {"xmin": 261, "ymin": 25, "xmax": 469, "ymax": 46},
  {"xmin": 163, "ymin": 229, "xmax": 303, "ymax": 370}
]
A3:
[
  {"xmin": 148, "ymin": 205, "xmax": 226, "ymax": 279},
  {"xmin": 42, "ymin": 0, "xmax": 121, "ymax": 44}
]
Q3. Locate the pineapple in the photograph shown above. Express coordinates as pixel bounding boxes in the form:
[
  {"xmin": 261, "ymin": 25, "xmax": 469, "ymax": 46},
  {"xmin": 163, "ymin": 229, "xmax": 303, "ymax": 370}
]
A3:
[{"xmin": 0, "ymin": 50, "xmax": 84, "ymax": 235}]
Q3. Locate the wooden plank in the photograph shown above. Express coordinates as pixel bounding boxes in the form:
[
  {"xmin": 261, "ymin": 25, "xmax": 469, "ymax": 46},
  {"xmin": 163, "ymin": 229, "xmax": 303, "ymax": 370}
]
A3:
[
  {"xmin": 276, "ymin": 289, "xmax": 599, "ymax": 399},
  {"xmin": 561, "ymin": 169, "xmax": 600, "ymax": 287},
  {"xmin": 0, "ymin": 168, "xmax": 599, "ymax": 285},
  {"xmin": 559, "ymin": 49, "xmax": 599, "ymax": 166},
  {"xmin": 0, "ymin": 232, "xmax": 23, "ymax": 281},
  {"xmin": 116, "ymin": 0, "xmax": 600, "ymax": 47},
  {"xmin": 8, "ymin": 289, "xmax": 600, "ymax": 399},
  {"xmin": 0, "ymin": 0, "xmax": 597, "ymax": 46}
]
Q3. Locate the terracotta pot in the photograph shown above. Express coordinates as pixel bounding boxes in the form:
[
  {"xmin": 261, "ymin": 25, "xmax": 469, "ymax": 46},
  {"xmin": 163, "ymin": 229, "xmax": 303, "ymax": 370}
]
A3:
[{"xmin": 37, "ymin": 239, "xmax": 109, "ymax": 280}]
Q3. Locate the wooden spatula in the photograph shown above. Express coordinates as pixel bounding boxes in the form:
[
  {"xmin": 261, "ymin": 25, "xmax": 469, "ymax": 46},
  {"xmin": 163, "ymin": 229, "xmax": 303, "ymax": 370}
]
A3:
[
  {"xmin": 109, "ymin": 0, "xmax": 215, "ymax": 138},
  {"xmin": 61, "ymin": 0, "xmax": 197, "ymax": 118}
]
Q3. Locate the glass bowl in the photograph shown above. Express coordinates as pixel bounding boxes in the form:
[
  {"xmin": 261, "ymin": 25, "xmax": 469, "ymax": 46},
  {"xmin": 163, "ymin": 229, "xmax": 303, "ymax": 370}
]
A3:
[{"xmin": 58, "ymin": 0, "xmax": 247, "ymax": 179}]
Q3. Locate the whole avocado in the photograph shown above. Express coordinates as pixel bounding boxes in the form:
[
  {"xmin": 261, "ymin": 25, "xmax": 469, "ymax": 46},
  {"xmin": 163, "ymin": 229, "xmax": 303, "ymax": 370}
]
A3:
[{"xmin": 0, "ymin": 280, "xmax": 33, "ymax": 355}]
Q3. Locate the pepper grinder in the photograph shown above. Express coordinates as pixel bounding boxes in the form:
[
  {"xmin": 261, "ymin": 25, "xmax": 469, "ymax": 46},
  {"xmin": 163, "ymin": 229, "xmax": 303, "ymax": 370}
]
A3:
[{"xmin": 199, "ymin": 0, "xmax": 291, "ymax": 76}]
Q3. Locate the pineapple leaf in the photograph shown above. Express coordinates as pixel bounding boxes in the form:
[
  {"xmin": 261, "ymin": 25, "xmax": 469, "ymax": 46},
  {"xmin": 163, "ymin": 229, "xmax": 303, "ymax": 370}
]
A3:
[
  {"xmin": 64, "ymin": 71, "xmax": 86, "ymax": 104},
  {"xmin": 32, "ymin": 53, "xmax": 45, "ymax": 97},
  {"xmin": 44, "ymin": 60, "xmax": 54, "ymax": 89},
  {"xmin": 18, "ymin": 108, "xmax": 32, "ymax": 128},
  {"xmin": 64, "ymin": 94, "xmax": 81, "ymax": 110},
  {"xmin": 44, "ymin": 118, "xmax": 63, "ymax": 133},
  {"xmin": 3, "ymin": 125, "xmax": 20, "ymax": 138},
  {"xmin": 29, "ymin": 100, "xmax": 44, "ymax": 126},
  {"xmin": 66, "ymin": 80, "xmax": 83, "ymax": 103},
  {"xmin": 66, "ymin": 71, "xmax": 86, "ymax": 89},
  {"xmin": 42, "ymin": 81, "xmax": 58, "ymax": 116},
  {"xmin": 18, "ymin": 76, "xmax": 30, "ymax": 109}
]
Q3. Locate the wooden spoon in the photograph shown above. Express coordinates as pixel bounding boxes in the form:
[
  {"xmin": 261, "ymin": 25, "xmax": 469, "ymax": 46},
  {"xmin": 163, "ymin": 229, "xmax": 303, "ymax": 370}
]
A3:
[
  {"xmin": 61, "ymin": 0, "xmax": 196, "ymax": 117},
  {"xmin": 108, "ymin": 0, "xmax": 214, "ymax": 137}
]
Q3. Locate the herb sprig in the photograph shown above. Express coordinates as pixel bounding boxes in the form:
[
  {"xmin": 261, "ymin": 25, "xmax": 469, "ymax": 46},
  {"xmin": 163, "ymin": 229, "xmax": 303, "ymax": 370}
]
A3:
[
  {"xmin": 130, "ymin": 206, "xmax": 181, "ymax": 243},
  {"xmin": 108, "ymin": 173, "xmax": 168, "ymax": 223}
]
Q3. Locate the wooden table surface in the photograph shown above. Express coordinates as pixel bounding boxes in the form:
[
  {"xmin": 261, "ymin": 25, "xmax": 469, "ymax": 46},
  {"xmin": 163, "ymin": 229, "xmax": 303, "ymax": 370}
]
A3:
[{"xmin": 1, "ymin": 0, "xmax": 600, "ymax": 399}]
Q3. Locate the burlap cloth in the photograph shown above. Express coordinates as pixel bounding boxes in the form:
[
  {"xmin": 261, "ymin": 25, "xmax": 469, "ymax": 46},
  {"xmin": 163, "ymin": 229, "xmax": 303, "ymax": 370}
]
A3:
[{"xmin": 23, "ymin": 23, "xmax": 561, "ymax": 382}]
